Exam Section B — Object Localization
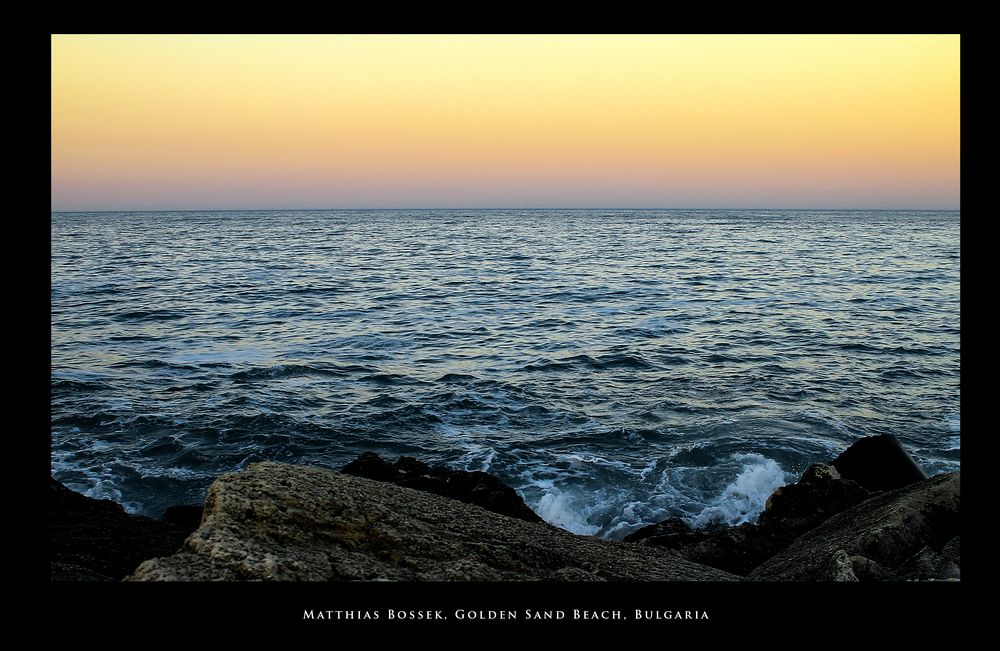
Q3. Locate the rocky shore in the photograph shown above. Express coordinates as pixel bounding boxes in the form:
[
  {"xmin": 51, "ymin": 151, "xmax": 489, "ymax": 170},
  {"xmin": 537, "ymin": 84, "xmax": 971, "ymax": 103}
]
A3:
[{"xmin": 49, "ymin": 434, "xmax": 959, "ymax": 581}]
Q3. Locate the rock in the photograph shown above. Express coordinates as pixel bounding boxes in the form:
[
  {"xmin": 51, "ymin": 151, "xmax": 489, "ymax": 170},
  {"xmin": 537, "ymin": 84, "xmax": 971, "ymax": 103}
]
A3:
[
  {"xmin": 341, "ymin": 451, "xmax": 399, "ymax": 482},
  {"xmin": 342, "ymin": 452, "xmax": 543, "ymax": 523},
  {"xmin": 163, "ymin": 505, "xmax": 205, "ymax": 529},
  {"xmin": 50, "ymin": 477, "xmax": 199, "ymax": 581},
  {"xmin": 624, "ymin": 516, "xmax": 699, "ymax": 544},
  {"xmin": 757, "ymin": 463, "xmax": 872, "ymax": 528},
  {"xmin": 830, "ymin": 434, "xmax": 928, "ymax": 492},
  {"xmin": 749, "ymin": 471, "xmax": 959, "ymax": 581},
  {"xmin": 624, "ymin": 435, "xmax": 932, "ymax": 577},
  {"xmin": 941, "ymin": 536, "xmax": 960, "ymax": 566},
  {"xmin": 50, "ymin": 561, "xmax": 111, "ymax": 582},
  {"xmin": 128, "ymin": 462, "xmax": 739, "ymax": 581},
  {"xmin": 625, "ymin": 518, "xmax": 787, "ymax": 576},
  {"xmin": 894, "ymin": 546, "xmax": 961, "ymax": 581},
  {"xmin": 624, "ymin": 463, "xmax": 874, "ymax": 575}
]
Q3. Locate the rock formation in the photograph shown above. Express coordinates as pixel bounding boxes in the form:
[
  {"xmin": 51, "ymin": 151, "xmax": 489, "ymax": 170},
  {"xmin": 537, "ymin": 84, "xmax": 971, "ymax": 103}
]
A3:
[
  {"xmin": 128, "ymin": 461, "xmax": 737, "ymax": 581},
  {"xmin": 49, "ymin": 478, "xmax": 199, "ymax": 581},
  {"xmin": 749, "ymin": 471, "xmax": 960, "ymax": 581},
  {"xmin": 342, "ymin": 452, "xmax": 542, "ymax": 523},
  {"xmin": 625, "ymin": 435, "xmax": 958, "ymax": 580}
]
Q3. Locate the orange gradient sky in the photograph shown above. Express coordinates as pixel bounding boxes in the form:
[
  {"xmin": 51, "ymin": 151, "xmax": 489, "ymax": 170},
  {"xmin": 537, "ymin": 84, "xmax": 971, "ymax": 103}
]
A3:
[{"xmin": 51, "ymin": 35, "xmax": 960, "ymax": 210}]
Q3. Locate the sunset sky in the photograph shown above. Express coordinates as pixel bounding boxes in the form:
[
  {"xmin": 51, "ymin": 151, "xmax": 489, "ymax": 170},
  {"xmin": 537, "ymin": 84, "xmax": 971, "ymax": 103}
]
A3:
[{"xmin": 51, "ymin": 35, "xmax": 960, "ymax": 211}]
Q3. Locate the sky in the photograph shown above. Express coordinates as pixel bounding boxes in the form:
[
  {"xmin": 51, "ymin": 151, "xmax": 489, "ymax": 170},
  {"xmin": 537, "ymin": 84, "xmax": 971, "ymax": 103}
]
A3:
[{"xmin": 51, "ymin": 34, "xmax": 960, "ymax": 211}]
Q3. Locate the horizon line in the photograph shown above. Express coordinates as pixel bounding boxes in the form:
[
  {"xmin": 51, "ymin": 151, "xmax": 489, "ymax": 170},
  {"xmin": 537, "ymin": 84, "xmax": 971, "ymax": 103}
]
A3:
[{"xmin": 51, "ymin": 206, "xmax": 962, "ymax": 214}]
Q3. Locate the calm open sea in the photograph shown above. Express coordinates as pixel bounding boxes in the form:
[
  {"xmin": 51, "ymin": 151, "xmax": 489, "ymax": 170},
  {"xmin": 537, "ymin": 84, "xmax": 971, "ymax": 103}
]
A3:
[{"xmin": 50, "ymin": 209, "xmax": 960, "ymax": 538}]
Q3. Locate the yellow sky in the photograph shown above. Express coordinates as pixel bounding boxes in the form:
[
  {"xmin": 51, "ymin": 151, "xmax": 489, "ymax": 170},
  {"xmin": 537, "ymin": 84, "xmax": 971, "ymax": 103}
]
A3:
[{"xmin": 51, "ymin": 34, "xmax": 960, "ymax": 209}]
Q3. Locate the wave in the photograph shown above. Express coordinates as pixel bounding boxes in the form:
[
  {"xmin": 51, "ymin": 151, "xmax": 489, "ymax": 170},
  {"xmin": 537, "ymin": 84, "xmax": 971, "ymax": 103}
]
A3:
[
  {"xmin": 523, "ymin": 352, "xmax": 654, "ymax": 372},
  {"xmin": 229, "ymin": 363, "xmax": 370, "ymax": 382},
  {"xmin": 51, "ymin": 378, "xmax": 115, "ymax": 392},
  {"xmin": 689, "ymin": 454, "xmax": 789, "ymax": 527},
  {"xmin": 111, "ymin": 309, "xmax": 188, "ymax": 322},
  {"xmin": 510, "ymin": 448, "xmax": 792, "ymax": 539}
]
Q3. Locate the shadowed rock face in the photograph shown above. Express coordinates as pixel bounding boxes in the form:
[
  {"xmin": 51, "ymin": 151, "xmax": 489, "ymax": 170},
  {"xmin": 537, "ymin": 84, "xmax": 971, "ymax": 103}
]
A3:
[
  {"xmin": 342, "ymin": 452, "xmax": 543, "ymax": 524},
  {"xmin": 128, "ymin": 462, "xmax": 739, "ymax": 582},
  {"xmin": 749, "ymin": 471, "xmax": 960, "ymax": 581},
  {"xmin": 829, "ymin": 434, "xmax": 928, "ymax": 492},
  {"xmin": 624, "ymin": 463, "xmax": 874, "ymax": 575},
  {"xmin": 623, "ymin": 435, "xmax": 949, "ymax": 578},
  {"xmin": 50, "ymin": 478, "xmax": 197, "ymax": 581}
]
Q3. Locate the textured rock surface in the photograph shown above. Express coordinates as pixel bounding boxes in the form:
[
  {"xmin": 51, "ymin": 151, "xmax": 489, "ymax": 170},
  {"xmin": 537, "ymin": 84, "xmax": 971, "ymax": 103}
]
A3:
[
  {"xmin": 128, "ymin": 462, "xmax": 739, "ymax": 581},
  {"xmin": 749, "ymin": 471, "xmax": 959, "ymax": 581},
  {"xmin": 50, "ymin": 478, "xmax": 197, "ymax": 581},
  {"xmin": 342, "ymin": 452, "xmax": 542, "ymax": 523},
  {"xmin": 624, "ymin": 463, "xmax": 874, "ymax": 575},
  {"xmin": 758, "ymin": 463, "xmax": 872, "ymax": 528}
]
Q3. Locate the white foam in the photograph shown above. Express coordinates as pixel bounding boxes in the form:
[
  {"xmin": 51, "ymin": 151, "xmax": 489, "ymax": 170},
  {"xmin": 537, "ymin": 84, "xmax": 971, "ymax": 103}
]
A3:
[
  {"xmin": 534, "ymin": 488, "xmax": 602, "ymax": 536},
  {"xmin": 455, "ymin": 445, "xmax": 497, "ymax": 472},
  {"xmin": 136, "ymin": 466, "xmax": 215, "ymax": 480},
  {"xmin": 690, "ymin": 453, "xmax": 789, "ymax": 527}
]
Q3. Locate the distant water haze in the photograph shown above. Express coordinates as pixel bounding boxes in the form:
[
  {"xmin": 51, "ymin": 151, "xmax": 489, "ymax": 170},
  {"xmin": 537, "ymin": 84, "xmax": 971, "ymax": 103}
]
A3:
[{"xmin": 50, "ymin": 210, "xmax": 961, "ymax": 538}]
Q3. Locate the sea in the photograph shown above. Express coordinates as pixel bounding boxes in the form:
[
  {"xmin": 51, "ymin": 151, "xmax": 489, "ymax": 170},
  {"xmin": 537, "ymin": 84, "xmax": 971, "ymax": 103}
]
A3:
[{"xmin": 50, "ymin": 209, "xmax": 961, "ymax": 539}]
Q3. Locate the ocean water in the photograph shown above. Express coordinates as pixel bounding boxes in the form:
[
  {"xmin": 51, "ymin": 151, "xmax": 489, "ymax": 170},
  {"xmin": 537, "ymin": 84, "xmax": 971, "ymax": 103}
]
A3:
[{"xmin": 50, "ymin": 209, "xmax": 961, "ymax": 539}]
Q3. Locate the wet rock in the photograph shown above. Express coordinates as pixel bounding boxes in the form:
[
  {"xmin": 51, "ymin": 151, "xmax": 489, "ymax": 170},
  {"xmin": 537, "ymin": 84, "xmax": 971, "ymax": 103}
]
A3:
[
  {"xmin": 894, "ymin": 545, "xmax": 961, "ymax": 581},
  {"xmin": 128, "ymin": 462, "xmax": 739, "ymax": 582},
  {"xmin": 941, "ymin": 536, "xmax": 961, "ymax": 566},
  {"xmin": 830, "ymin": 434, "xmax": 928, "ymax": 492},
  {"xmin": 342, "ymin": 452, "xmax": 542, "ymax": 523},
  {"xmin": 749, "ymin": 471, "xmax": 960, "ymax": 581},
  {"xmin": 625, "ymin": 435, "xmax": 933, "ymax": 577},
  {"xmin": 757, "ymin": 463, "xmax": 872, "ymax": 528},
  {"xmin": 163, "ymin": 505, "xmax": 205, "ymax": 529},
  {"xmin": 50, "ymin": 477, "xmax": 198, "ymax": 581},
  {"xmin": 624, "ymin": 463, "xmax": 874, "ymax": 575},
  {"xmin": 625, "ymin": 518, "xmax": 788, "ymax": 576}
]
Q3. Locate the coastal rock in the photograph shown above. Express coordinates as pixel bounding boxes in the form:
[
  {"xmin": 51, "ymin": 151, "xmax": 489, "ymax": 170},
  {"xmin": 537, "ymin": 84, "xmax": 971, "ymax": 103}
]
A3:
[
  {"xmin": 757, "ymin": 463, "xmax": 872, "ymax": 528},
  {"xmin": 342, "ymin": 451, "xmax": 543, "ymax": 523},
  {"xmin": 624, "ymin": 435, "xmax": 928, "ymax": 576},
  {"xmin": 749, "ymin": 471, "xmax": 959, "ymax": 581},
  {"xmin": 128, "ymin": 462, "xmax": 739, "ymax": 581},
  {"xmin": 941, "ymin": 536, "xmax": 961, "ymax": 566},
  {"xmin": 163, "ymin": 504, "xmax": 205, "ymax": 529},
  {"xmin": 624, "ymin": 463, "xmax": 874, "ymax": 575},
  {"xmin": 830, "ymin": 433, "xmax": 928, "ymax": 492},
  {"xmin": 623, "ymin": 518, "xmax": 787, "ymax": 575},
  {"xmin": 894, "ymin": 545, "xmax": 961, "ymax": 581},
  {"xmin": 50, "ymin": 477, "xmax": 198, "ymax": 581}
]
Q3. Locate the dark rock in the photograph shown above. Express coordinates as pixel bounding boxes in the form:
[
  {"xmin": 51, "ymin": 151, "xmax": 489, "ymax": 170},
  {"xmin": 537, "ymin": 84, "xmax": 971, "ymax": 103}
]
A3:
[
  {"xmin": 847, "ymin": 554, "xmax": 892, "ymax": 582},
  {"xmin": 624, "ymin": 463, "xmax": 875, "ymax": 575},
  {"xmin": 624, "ymin": 517, "xmax": 698, "ymax": 543},
  {"xmin": 163, "ymin": 505, "xmax": 205, "ymax": 529},
  {"xmin": 749, "ymin": 471, "xmax": 960, "ymax": 581},
  {"xmin": 830, "ymin": 434, "xmax": 928, "ymax": 492},
  {"xmin": 941, "ymin": 536, "xmax": 960, "ymax": 566},
  {"xmin": 128, "ymin": 462, "xmax": 739, "ymax": 581},
  {"xmin": 624, "ymin": 436, "xmax": 934, "ymax": 577},
  {"xmin": 342, "ymin": 452, "xmax": 543, "ymax": 524},
  {"xmin": 50, "ymin": 561, "xmax": 111, "ymax": 582},
  {"xmin": 50, "ymin": 477, "xmax": 199, "ymax": 581},
  {"xmin": 758, "ymin": 463, "xmax": 872, "ymax": 528},
  {"xmin": 894, "ymin": 545, "xmax": 960, "ymax": 581},
  {"xmin": 341, "ymin": 451, "xmax": 399, "ymax": 482}
]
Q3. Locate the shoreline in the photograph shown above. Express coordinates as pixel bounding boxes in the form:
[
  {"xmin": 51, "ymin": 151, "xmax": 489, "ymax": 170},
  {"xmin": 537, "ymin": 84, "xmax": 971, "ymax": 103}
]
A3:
[{"xmin": 50, "ymin": 434, "xmax": 959, "ymax": 582}]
